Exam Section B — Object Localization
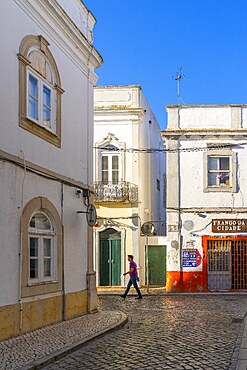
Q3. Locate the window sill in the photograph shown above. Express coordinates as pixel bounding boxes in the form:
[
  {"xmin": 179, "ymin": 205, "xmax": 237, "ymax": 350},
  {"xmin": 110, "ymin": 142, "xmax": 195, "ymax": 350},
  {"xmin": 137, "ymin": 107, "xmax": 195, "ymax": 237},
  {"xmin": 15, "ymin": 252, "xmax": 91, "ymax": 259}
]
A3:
[
  {"xmin": 27, "ymin": 115, "xmax": 55, "ymax": 134},
  {"xmin": 20, "ymin": 116, "xmax": 61, "ymax": 148},
  {"xmin": 28, "ymin": 280, "xmax": 58, "ymax": 287},
  {"xmin": 204, "ymin": 186, "xmax": 236, "ymax": 193},
  {"xmin": 22, "ymin": 279, "xmax": 61, "ymax": 298}
]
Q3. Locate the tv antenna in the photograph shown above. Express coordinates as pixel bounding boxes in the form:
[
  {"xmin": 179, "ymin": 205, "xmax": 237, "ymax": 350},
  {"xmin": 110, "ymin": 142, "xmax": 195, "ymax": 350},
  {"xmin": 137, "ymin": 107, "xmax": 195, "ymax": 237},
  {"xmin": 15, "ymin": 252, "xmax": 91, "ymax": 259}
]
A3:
[{"xmin": 174, "ymin": 66, "xmax": 185, "ymax": 105}]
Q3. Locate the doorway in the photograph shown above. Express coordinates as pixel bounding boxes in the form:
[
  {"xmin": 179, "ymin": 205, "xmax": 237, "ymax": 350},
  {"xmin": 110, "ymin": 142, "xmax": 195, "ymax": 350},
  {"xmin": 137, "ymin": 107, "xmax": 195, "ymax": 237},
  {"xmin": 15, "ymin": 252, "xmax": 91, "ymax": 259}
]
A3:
[
  {"xmin": 204, "ymin": 236, "xmax": 247, "ymax": 290},
  {"xmin": 148, "ymin": 245, "xmax": 167, "ymax": 286},
  {"xmin": 99, "ymin": 228, "xmax": 121, "ymax": 286}
]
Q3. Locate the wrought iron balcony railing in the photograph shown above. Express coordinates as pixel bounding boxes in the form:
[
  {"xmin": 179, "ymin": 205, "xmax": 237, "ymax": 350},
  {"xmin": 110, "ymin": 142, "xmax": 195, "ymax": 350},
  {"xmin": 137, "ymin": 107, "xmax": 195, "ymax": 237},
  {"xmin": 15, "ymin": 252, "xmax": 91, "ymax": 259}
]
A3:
[{"xmin": 93, "ymin": 181, "xmax": 138, "ymax": 203}]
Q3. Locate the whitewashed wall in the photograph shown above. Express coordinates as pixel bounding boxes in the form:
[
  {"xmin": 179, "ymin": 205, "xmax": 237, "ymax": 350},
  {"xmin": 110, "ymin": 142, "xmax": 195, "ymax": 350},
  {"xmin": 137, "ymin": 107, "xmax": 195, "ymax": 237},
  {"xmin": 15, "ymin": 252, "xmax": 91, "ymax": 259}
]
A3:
[
  {"xmin": 94, "ymin": 86, "xmax": 166, "ymax": 234},
  {"xmin": 0, "ymin": 0, "xmax": 101, "ymax": 305},
  {"xmin": 0, "ymin": 0, "xmax": 100, "ymax": 185},
  {"xmin": 94, "ymin": 86, "xmax": 166, "ymax": 283},
  {"xmin": 163, "ymin": 104, "xmax": 247, "ymax": 273}
]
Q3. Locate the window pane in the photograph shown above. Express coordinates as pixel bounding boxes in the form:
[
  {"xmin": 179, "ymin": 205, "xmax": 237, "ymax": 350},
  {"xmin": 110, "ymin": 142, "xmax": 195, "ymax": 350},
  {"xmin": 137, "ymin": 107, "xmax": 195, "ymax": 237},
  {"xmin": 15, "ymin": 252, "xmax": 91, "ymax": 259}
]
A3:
[
  {"xmin": 105, "ymin": 144, "xmax": 117, "ymax": 150},
  {"xmin": 43, "ymin": 107, "xmax": 51, "ymax": 128},
  {"xmin": 102, "ymin": 171, "xmax": 108, "ymax": 184},
  {"xmin": 208, "ymin": 157, "xmax": 218, "ymax": 170},
  {"xmin": 102, "ymin": 156, "xmax": 108, "ymax": 184},
  {"xmin": 30, "ymin": 238, "xmax": 38, "ymax": 257},
  {"xmin": 30, "ymin": 259, "xmax": 38, "ymax": 279},
  {"xmin": 28, "ymin": 75, "xmax": 39, "ymax": 120},
  {"xmin": 112, "ymin": 170, "xmax": 119, "ymax": 184},
  {"xmin": 28, "ymin": 98, "xmax": 38, "ymax": 120},
  {"xmin": 112, "ymin": 156, "xmax": 119, "ymax": 184},
  {"xmin": 44, "ymin": 259, "xmax": 51, "ymax": 277},
  {"xmin": 112, "ymin": 156, "xmax": 119, "ymax": 170},
  {"xmin": 219, "ymin": 157, "xmax": 229, "ymax": 170},
  {"xmin": 43, "ymin": 86, "xmax": 51, "ymax": 108},
  {"xmin": 102, "ymin": 156, "xmax": 108, "ymax": 170},
  {"xmin": 29, "ymin": 75, "xmax": 38, "ymax": 98},
  {"xmin": 30, "ymin": 212, "xmax": 51, "ymax": 230},
  {"xmin": 43, "ymin": 85, "xmax": 51, "ymax": 128},
  {"xmin": 208, "ymin": 173, "xmax": 217, "ymax": 186},
  {"xmin": 44, "ymin": 239, "xmax": 51, "ymax": 257}
]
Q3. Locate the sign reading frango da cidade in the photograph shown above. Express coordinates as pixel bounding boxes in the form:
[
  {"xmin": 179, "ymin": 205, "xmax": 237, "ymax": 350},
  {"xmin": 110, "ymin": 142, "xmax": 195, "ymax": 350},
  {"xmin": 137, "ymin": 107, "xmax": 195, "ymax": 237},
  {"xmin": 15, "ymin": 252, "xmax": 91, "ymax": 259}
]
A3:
[{"xmin": 212, "ymin": 219, "xmax": 247, "ymax": 233}]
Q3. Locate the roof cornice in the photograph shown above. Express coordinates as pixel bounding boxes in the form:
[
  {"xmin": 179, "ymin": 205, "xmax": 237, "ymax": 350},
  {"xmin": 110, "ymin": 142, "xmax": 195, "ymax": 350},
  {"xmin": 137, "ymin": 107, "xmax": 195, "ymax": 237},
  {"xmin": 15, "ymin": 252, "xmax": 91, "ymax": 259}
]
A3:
[
  {"xmin": 14, "ymin": 0, "xmax": 103, "ymax": 82},
  {"xmin": 161, "ymin": 129, "xmax": 247, "ymax": 139}
]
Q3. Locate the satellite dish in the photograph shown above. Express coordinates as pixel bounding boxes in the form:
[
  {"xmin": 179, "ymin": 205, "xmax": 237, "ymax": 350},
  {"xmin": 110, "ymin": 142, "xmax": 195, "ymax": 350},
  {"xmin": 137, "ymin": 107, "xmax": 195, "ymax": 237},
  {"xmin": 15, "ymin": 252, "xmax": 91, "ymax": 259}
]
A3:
[
  {"xmin": 141, "ymin": 222, "xmax": 155, "ymax": 236},
  {"xmin": 183, "ymin": 220, "xmax": 194, "ymax": 231},
  {"xmin": 86, "ymin": 204, "xmax": 97, "ymax": 227}
]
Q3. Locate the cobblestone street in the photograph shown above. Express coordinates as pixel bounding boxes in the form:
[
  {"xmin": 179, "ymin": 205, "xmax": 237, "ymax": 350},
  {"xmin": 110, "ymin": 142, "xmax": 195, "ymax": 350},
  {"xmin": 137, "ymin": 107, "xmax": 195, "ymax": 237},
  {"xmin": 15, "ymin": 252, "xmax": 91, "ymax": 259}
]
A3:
[{"xmin": 42, "ymin": 294, "xmax": 247, "ymax": 370}]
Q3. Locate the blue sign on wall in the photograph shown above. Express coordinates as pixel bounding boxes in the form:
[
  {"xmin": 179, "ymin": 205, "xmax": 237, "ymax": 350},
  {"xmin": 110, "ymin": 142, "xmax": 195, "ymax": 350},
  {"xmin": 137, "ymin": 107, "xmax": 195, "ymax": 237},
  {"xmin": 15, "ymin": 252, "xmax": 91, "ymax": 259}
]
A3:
[{"xmin": 182, "ymin": 249, "xmax": 202, "ymax": 268}]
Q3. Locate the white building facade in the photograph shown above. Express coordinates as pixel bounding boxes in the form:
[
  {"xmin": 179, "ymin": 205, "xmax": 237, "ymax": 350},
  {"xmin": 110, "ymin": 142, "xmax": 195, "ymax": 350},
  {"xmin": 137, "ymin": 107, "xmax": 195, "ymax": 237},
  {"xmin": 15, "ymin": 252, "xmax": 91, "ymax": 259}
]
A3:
[
  {"xmin": 94, "ymin": 86, "xmax": 166, "ymax": 288},
  {"xmin": 162, "ymin": 105, "xmax": 247, "ymax": 292},
  {"xmin": 0, "ymin": 0, "xmax": 102, "ymax": 340}
]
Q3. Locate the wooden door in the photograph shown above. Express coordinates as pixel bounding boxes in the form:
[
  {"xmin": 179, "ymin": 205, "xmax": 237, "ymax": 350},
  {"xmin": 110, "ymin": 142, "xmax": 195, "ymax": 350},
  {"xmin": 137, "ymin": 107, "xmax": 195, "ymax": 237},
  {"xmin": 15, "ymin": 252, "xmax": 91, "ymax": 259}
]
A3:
[
  {"xmin": 99, "ymin": 236, "xmax": 121, "ymax": 286},
  {"xmin": 148, "ymin": 245, "xmax": 166, "ymax": 286}
]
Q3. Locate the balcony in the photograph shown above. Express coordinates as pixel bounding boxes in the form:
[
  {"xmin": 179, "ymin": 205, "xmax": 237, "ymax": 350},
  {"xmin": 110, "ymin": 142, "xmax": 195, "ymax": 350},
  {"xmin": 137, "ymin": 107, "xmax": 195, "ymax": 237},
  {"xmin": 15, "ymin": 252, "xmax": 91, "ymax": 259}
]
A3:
[{"xmin": 93, "ymin": 181, "xmax": 138, "ymax": 203}]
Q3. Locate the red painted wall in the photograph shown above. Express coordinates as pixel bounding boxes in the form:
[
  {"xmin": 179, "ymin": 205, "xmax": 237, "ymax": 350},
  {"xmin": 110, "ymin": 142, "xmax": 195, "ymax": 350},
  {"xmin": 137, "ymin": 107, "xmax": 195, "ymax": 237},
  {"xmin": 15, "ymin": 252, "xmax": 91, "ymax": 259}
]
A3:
[
  {"xmin": 166, "ymin": 271, "xmax": 208, "ymax": 293},
  {"xmin": 166, "ymin": 235, "xmax": 247, "ymax": 292}
]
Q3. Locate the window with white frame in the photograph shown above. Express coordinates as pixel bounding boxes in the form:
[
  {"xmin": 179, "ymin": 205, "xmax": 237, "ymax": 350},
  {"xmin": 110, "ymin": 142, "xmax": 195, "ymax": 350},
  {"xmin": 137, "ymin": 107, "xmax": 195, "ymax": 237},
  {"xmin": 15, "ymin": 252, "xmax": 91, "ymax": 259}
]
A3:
[
  {"xmin": 204, "ymin": 149, "xmax": 237, "ymax": 192},
  {"xmin": 208, "ymin": 156, "xmax": 231, "ymax": 187},
  {"xmin": 101, "ymin": 145, "xmax": 120, "ymax": 184},
  {"xmin": 28, "ymin": 211, "xmax": 56, "ymax": 283},
  {"xmin": 18, "ymin": 35, "xmax": 64, "ymax": 147},
  {"xmin": 27, "ymin": 68, "xmax": 54, "ymax": 132}
]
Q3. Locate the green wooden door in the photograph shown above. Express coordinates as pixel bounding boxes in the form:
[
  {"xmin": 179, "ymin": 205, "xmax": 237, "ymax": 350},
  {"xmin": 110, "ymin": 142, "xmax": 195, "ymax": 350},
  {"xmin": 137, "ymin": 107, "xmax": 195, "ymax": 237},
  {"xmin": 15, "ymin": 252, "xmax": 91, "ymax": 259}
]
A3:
[
  {"xmin": 100, "ymin": 239, "xmax": 110, "ymax": 286},
  {"xmin": 148, "ymin": 245, "xmax": 166, "ymax": 286},
  {"xmin": 111, "ymin": 239, "xmax": 121, "ymax": 286},
  {"xmin": 100, "ymin": 237, "xmax": 121, "ymax": 286}
]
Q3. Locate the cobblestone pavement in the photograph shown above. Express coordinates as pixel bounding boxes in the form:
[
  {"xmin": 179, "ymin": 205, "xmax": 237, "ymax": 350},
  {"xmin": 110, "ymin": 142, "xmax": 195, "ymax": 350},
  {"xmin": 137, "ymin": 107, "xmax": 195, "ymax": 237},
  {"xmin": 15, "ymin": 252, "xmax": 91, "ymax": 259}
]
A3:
[
  {"xmin": 0, "ymin": 310, "xmax": 126, "ymax": 370},
  {"xmin": 42, "ymin": 294, "xmax": 247, "ymax": 370}
]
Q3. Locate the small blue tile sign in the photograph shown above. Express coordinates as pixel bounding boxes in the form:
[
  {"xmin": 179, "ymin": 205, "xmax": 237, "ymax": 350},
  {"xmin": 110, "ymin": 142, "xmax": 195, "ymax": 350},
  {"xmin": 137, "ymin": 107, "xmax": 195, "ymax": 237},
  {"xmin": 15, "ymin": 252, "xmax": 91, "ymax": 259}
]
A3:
[{"xmin": 182, "ymin": 249, "xmax": 202, "ymax": 267}]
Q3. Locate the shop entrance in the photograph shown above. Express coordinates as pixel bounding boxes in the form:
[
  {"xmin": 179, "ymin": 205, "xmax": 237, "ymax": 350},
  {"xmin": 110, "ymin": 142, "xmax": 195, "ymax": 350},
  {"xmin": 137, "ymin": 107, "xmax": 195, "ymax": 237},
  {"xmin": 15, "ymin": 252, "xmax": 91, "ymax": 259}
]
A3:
[{"xmin": 203, "ymin": 237, "xmax": 247, "ymax": 290}]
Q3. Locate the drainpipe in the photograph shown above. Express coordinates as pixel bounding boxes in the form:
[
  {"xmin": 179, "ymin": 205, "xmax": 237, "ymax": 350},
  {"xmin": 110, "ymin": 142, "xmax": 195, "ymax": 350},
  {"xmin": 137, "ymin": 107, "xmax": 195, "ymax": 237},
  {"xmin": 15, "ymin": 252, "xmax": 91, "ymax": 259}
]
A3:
[
  {"xmin": 61, "ymin": 183, "xmax": 66, "ymax": 320},
  {"xmin": 19, "ymin": 228, "xmax": 23, "ymax": 331},
  {"xmin": 19, "ymin": 149, "xmax": 26, "ymax": 331}
]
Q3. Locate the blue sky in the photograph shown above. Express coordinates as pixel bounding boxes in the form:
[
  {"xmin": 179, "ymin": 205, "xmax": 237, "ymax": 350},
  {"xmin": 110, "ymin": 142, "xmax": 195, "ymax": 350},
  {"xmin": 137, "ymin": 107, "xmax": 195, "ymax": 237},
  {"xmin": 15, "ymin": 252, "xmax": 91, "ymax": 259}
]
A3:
[{"xmin": 86, "ymin": 0, "xmax": 247, "ymax": 129}]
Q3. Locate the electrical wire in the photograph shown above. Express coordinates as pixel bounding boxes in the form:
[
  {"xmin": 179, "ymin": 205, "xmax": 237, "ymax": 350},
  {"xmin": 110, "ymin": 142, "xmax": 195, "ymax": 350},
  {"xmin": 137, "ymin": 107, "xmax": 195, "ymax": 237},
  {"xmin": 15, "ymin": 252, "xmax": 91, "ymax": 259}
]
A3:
[{"xmin": 94, "ymin": 142, "xmax": 247, "ymax": 154}]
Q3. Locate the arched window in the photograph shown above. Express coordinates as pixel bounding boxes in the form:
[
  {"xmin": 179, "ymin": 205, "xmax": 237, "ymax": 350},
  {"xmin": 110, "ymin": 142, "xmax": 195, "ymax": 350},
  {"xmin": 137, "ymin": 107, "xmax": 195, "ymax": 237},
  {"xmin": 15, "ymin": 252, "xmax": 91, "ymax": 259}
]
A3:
[
  {"xmin": 21, "ymin": 197, "xmax": 62, "ymax": 297},
  {"xmin": 18, "ymin": 35, "xmax": 64, "ymax": 147},
  {"xmin": 28, "ymin": 211, "xmax": 56, "ymax": 283}
]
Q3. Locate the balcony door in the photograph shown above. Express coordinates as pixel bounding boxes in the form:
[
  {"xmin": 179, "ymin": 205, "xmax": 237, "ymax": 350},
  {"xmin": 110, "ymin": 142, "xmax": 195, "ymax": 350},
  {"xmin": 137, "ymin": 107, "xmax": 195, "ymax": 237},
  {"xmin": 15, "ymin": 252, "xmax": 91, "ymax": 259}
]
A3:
[
  {"xmin": 101, "ymin": 151, "xmax": 120, "ymax": 185},
  {"xmin": 99, "ymin": 228, "xmax": 121, "ymax": 286}
]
